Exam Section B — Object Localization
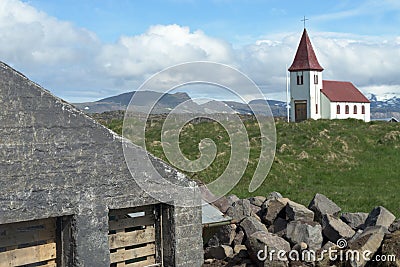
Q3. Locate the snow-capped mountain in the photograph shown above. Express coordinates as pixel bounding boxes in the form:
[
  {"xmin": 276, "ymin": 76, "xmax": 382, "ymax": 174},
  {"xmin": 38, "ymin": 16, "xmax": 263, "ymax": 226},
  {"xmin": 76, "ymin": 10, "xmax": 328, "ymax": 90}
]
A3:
[
  {"xmin": 367, "ymin": 93, "xmax": 400, "ymax": 119},
  {"xmin": 368, "ymin": 93, "xmax": 400, "ymax": 109}
]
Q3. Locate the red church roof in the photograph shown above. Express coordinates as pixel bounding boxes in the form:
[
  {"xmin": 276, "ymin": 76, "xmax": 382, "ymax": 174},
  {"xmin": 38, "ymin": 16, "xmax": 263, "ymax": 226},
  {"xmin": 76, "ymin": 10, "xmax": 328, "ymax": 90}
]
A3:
[
  {"xmin": 289, "ymin": 29, "xmax": 324, "ymax": 72},
  {"xmin": 321, "ymin": 80, "xmax": 370, "ymax": 103}
]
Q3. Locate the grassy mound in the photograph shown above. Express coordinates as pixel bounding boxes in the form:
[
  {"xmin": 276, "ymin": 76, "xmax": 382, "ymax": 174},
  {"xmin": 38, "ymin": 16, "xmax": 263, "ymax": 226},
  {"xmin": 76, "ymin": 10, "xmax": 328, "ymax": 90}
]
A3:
[{"xmin": 102, "ymin": 115, "xmax": 400, "ymax": 217}]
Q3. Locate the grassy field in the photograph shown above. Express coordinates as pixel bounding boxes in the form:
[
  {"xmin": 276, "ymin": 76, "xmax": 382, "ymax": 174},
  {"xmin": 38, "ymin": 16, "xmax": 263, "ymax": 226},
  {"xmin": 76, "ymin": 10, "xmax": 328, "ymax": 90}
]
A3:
[{"xmin": 101, "ymin": 115, "xmax": 400, "ymax": 217}]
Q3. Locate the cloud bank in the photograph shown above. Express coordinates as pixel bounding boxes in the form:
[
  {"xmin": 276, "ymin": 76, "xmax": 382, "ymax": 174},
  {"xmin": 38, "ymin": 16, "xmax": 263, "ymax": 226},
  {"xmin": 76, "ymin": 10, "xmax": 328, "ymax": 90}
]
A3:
[{"xmin": 1, "ymin": 0, "xmax": 399, "ymax": 102}]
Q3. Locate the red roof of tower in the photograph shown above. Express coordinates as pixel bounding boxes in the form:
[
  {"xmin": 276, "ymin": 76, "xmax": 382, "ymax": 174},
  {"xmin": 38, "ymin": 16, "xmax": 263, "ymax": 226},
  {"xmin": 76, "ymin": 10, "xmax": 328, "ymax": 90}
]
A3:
[
  {"xmin": 321, "ymin": 80, "xmax": 370, "ymax": 103},
  {"xmin": 289, "ymin": 29, "xmax": 324, "ymax": 72}
]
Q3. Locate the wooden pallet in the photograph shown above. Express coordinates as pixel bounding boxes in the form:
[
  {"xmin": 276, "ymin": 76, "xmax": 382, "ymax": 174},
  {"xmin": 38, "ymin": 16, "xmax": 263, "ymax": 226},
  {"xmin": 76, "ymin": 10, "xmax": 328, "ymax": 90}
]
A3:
[
  {"xmin": 0, "ymin": 218, "xmax": 57, "ymax": 267},
  {"xmin": 109, "ymin": 206, "xmax": 159, "ymax": 267}
]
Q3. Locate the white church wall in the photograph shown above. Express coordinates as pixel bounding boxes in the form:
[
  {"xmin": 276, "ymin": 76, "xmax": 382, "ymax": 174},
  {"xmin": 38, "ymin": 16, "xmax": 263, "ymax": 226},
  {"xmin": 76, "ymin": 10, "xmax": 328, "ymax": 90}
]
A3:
[
  {"xmin": 289, "ymin": 71, "xmax": 322, "ymax": 121},
  {"xmin": 320, "ymin": 93, "xmax": 331, "ymax": 119},
  {"xmin": 329, "ymin": 102, "xmax": 370, "ymax": 122},
  {"xmin": 364, "ymin": 103, "xmax": 371, "ymax": 122},
  {"xmin": 290, "ymin": 71, "xmax": 310, "ymax": 122},
  {"xmin": 307, "ymin": 71, "xmax": 322, "ymax": 120}
]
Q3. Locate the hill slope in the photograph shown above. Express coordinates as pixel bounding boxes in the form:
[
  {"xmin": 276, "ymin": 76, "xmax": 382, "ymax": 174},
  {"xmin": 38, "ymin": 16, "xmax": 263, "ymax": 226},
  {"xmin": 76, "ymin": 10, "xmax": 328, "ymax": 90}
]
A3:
[
  {"xmin": 74, "ymin": 91, "xmax": 193, "ymax": 113},
  {"xmin": 99, "ymin": 114, "xmax": 400, "ymax": 216}
]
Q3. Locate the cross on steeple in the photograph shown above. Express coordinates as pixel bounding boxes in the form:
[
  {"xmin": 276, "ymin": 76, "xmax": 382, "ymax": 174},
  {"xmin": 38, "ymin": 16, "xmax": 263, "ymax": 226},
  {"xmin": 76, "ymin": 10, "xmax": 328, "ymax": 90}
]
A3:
[{"xmin": 301, "ymin": 16, "xmax": 309, "ymax": 28}]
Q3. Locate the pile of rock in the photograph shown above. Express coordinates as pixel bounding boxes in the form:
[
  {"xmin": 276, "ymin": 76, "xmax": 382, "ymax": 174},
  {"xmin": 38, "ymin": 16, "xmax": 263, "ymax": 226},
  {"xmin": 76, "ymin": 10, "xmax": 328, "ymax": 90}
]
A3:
[{"xmin": 203, "ymin": 192, "xmax": 400, "ymax": 267}]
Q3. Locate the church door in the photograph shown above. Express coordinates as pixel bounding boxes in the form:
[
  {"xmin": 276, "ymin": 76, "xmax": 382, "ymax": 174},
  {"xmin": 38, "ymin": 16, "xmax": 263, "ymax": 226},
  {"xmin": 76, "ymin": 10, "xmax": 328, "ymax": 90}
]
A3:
[{"xmin": 295, "ymin": 101, "xmax": 307, "ymax": 122}]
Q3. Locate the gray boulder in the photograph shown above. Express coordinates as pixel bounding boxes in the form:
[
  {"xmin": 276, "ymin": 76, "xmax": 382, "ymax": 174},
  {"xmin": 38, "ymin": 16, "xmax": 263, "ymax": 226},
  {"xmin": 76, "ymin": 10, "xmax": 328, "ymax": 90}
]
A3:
[
  {"xmin": 212, "ymin": 194, "xmax": 240, "ymax": 214},
  {"xmin": 245, "ymin": 231, "xmax": 290, "ymax": 267},
  {"xmin": 226, "ymin": 199, "xmax": 252, "ymax": 222},
  {"xmin": 348, "ymin": 229, "xmax": 364, "ymax": 244},
  {"xmin": 233, "ymin": 228, "xmax": 245, "ymax": 246},
  {"xmin": 249, "ymin": 196, "xmax": 267, "ymax": 207},
  {"xmin": 286, "ymin": 220, "xmax": 323, "ymax": 250},
  {"xmin": 269, "ymin": 217, "xmax": 288, "ymax": 236},
  {"xmin": 340, "ymin": 212, "xmax": 368, "ymax": 230},
  {"xmin": 286, "ymin": 200, "xmax": 314, "ymax": 222},
  {"xmin": 204, "ymin": 245, "xmax": 234, "ymax": 260},
  {"xmin": 227, "ymin": 194, "xmax": 240, "ymax": 203},
  {"xmin": 348, "ymin": 226, "xmax": 387, "ymax": 267},
  {"xmin": 308, "ymin": 193, "xmax": 341, "ymax": 223},
  {"xmin": 380, "ymin": 230, "xmax": 400, "ymax": 266},
  {"xmin": 240, "ymin": 216, "xmax": 268, "ymax": 238},
  {"xmin": 322, "ymin": 214, "xmax": 355, "ymax": 243},
  {"xmin": 212, "ymin": 224, "xmax": 237, "ymax": 246},
  {"xmin": 321, "ymin": 241, "xmax": 335, "ymax": 251},
  {"xmin": 363, "ymin": 206, "xmax": 396, "ymax": 229},
  {"xmin": 233, "ymin": 244, "xmax": 247, "ymax": 254},
  {"xmin": 267, "ymin": 191, "xmax": 283, "ymax": 200},
  {"xmin": 289, "ymin": 261, "xmax": 310, "ymax": 267},
  {"xmin": 292, "ymin": 242, "xmax": 308, "ymax": 252},
  {"xmin": 261, "ymin": 197, "xmax": 289, "ymax": 226},
  {"xmin": 250, "ymin": 203, "xmax": 262, "ymax": 219},
  {"xmin": 389, "ymin": 219, "xmax": 400, "ymax": 233}
]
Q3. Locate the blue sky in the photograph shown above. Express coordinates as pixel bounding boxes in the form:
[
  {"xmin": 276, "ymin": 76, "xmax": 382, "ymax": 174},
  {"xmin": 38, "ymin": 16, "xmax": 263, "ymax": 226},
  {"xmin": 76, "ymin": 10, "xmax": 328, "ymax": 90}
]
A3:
[
  {"xmin": 25, "ymin": 0, "xmax": 400, "ymax": 43},
  {"xmin": 2, "ymin": 0, "xmax": 400, "ymax": 102}
]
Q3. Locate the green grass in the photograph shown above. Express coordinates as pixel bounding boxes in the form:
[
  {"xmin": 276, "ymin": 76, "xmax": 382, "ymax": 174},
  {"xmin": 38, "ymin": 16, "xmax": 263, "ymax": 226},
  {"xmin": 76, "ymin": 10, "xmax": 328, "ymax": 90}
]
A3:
[{"xmin": 103, "ymin": 116, "xmax": 400, "ymax": 217}]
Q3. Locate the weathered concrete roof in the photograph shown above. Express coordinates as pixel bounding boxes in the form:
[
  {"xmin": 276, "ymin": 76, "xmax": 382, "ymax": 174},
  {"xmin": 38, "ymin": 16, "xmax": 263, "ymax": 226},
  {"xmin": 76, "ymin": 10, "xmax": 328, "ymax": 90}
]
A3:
[
  {"xmin": 201, "ymin": 200, "xmax": 231, "ymax": 226},
  {"xmin": 0, "ymin": 61, "xmax": 194, "ymax": 224}
]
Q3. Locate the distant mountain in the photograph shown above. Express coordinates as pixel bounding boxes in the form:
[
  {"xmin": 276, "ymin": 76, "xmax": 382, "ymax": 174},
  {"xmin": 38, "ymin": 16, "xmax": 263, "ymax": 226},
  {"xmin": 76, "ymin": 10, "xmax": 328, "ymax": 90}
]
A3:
[
  {"xmin": 74, "ymin": 90, "xmax": 399, "ymax": 119},
  {"xmin": 222, "ymin": 99, "xmax": 287, "ymax": 117},
  {"xmin": 74, "ymin": 90, "xmax": 288, "ymax": 117},
  {"xmin": 74, "ymin": 91, "xmax": 193, "ymax": 113},
  {"xmin": 368, "ymin": 94, "xmax": 400, "ymax": 119}
]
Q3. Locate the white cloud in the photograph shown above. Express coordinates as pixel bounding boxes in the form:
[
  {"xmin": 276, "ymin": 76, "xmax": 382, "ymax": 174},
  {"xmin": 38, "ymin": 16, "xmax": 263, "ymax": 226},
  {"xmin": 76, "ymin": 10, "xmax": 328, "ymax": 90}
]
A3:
[
  {"xmin": 98, "ymin": 24, "xmax": 234, "ymax": 78},
  {"xmin": 0, "ymin": 0, "xmax": 102, "ymax": 101},
  {"xmin": 0, "ymin": 0, "xmax": 399, "ymax": 102},
  {"xmin": 361, "ymin": 85, "xmax": 400, "ymax": 100},
  {"xmin": 0, "ymin": 0, "xmax": 100, "ymax": 66},
  {"xmin": 312, "ymin": 33, "xmax": 400, "ymax": 89}
]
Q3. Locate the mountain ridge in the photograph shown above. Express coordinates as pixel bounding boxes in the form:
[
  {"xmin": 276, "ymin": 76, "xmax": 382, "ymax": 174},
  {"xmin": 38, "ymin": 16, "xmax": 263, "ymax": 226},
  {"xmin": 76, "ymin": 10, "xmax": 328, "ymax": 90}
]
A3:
[{"xmin": 73, "ymin": 90, "xmax": 400, "ymax": 119}]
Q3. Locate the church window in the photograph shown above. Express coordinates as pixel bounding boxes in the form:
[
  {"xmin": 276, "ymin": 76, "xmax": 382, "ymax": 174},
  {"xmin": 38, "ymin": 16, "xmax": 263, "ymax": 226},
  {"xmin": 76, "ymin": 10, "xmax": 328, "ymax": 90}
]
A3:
[
  {"xmin": 316, "ymin": 104, "xmax": 318, "ymax": 114},
  {"xmin": 297, "ymin": 72, "xmax": 303, "ymax": 85},
  {"xmin": 362, "ymin": 105, "xmax": 365, "ymax": 114},
  {"xmin": 336, "ymin": 105, "xmax": 340, "ymax": 114},
  {"xmin": 345, "ymin": 105, "xmax": 349, "ymax": 114},
  {"xmin": 354, "ymin": 105, "xmax": 357, "ymax": 114},
  {"xmin": 314, "ymin": 74, "xmax": 318, "ymax": 84}
]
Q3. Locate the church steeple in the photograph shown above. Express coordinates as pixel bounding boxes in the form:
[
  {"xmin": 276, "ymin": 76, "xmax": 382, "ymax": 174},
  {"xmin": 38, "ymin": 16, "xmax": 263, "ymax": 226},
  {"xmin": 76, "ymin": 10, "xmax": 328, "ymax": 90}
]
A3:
[{"xmin": 288, "ymin": 28, "xmax": 323, "ymax": 72}]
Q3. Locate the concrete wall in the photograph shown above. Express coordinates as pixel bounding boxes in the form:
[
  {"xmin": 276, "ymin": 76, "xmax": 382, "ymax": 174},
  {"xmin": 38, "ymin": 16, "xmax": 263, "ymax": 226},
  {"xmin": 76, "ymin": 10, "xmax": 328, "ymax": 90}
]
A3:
[{"xmin": 0, "ymin": 62, "xmax": 203, "ymax": 266}]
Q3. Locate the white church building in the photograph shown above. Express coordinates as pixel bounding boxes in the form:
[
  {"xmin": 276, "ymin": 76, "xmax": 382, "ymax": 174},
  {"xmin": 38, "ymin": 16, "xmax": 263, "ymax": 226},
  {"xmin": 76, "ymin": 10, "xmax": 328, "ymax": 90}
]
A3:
[{"xmin": 289, "ymin": 29, "xmax": 370, "ymax": 122}]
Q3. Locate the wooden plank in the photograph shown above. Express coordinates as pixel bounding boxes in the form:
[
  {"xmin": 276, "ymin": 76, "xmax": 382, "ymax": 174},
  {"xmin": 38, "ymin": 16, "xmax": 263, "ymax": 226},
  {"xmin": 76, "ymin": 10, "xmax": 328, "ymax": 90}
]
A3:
[
  {"xmin": 110, "ymin": 244, "xmax": 155, "ymax": 263},
  {"xmin": 109, "ymin": 228, "xmax": 155, "ymax": 249},
  {"xmin": 109, "ymin": 214, "xmax": 155, "ymax": 231},
  {"xmin": 110, "ymin": 206, "xmax": 154, "ymax": 218},
  {"xmin": 124, "ymin": 256, "xmax": 156, "ymax": 267},
  {"xmin": 115, "ymin": 229, "xmax": 126, "ymax": 267},
  {"xmin": 0, "ymin": 227, "xmax": 56, "ymax": 248},
  {"xmin": 0, "ymin": 242, "xmax": 56, "ymax": 267},
  {"xmin": 45, "ymin": 239, "xmax": 57, "ymax": 266}
]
